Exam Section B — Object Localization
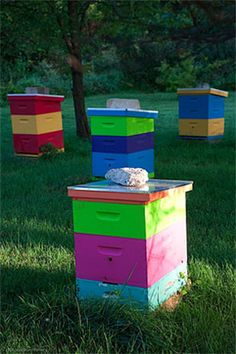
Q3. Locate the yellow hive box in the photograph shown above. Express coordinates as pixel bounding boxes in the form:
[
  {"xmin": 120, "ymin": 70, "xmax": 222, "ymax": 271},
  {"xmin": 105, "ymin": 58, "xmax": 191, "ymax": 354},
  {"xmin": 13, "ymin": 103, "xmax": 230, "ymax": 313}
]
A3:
[
  {"xmin": 179, "ymin": 118, "xmax": 224, "ymax": 137},
  {"xmin": 11, "ymin": 112, "xmax": 63, "ymax": 135}
]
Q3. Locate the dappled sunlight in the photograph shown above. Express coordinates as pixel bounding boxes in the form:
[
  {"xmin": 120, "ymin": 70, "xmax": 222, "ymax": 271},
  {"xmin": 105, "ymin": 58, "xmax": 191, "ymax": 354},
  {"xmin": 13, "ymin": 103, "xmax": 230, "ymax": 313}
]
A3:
[{"xmin": 145, "ymin": 193, "xmax": 186, "ymax": 237}]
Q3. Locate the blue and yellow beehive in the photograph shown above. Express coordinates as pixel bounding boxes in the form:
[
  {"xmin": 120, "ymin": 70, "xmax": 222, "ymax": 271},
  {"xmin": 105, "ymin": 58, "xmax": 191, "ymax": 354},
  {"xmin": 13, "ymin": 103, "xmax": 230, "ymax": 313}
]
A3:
[
  {"xmin": 177, "ymin": 88, "xmax": 228, "ymax": 140},
  {"xmin": 87, "ymin": 108, "xmax": 158, "ymax": 177}
]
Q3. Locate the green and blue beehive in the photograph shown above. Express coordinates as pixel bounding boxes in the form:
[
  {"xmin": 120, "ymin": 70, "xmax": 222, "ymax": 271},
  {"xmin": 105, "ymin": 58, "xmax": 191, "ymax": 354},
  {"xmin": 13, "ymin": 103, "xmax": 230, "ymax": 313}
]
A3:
[{"xmin": 87, "ymin": 108, "xmax": 158, "ymax": 177}]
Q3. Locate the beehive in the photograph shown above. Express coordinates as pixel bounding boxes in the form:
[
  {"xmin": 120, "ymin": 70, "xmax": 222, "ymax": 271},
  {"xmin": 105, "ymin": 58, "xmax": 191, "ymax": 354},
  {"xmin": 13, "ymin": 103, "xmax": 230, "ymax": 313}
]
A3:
[
  {"xmin": 68, "ymin": 179, "xmax": 193, "ymax": 309},
  {"xmin": 87, "ymin": 108, "xmax": 158, "ymax": 177},
  {"xmin": 8, "ymin": 94, "xmax": 64, "ymax": 156},
  {"xmin": 177, "ymin": 88, "xmax": 228, "ymax": 140}
]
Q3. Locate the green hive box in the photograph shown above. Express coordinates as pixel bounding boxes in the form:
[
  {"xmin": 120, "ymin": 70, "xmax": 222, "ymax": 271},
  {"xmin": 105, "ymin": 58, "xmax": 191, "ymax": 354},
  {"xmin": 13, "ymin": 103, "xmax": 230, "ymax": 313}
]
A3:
[
  {"xmin": 72, "ymin": 193, "xmax": 186, "ymax": 239},
  {"xmin": 91, "ymin": 116, "xmax": 154, "ymax": 136}
]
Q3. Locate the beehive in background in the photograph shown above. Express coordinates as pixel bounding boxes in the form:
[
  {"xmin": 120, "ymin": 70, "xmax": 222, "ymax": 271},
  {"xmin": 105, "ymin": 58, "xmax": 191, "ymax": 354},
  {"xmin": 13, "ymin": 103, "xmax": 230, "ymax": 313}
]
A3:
[
  {"xmin": 7, "ymin": 94, "xmax": 64, "ymax": 157},
  {"xmin": 87, "ymin": 108, "xmax": 158, "ymax": 177},
  {"xmin": 68, "ymin": 179, "xmax": 193, "ymax": 309},
  {"xmin": 177, "ymin": 88, "xmax": 228, "ymax": 140}
]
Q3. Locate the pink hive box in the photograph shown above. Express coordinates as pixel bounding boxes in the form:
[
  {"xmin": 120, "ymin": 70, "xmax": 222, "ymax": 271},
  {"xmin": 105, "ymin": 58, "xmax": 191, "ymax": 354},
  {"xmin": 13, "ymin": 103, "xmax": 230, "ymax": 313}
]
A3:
[{"xmin": 74, "ymin": 219, "xmax": 186, "ymax": 288}]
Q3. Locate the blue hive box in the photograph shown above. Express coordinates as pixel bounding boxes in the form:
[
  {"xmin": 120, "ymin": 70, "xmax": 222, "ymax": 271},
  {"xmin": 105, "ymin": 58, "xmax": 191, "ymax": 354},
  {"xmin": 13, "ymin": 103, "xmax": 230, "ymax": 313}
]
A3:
[
  {"xmin": 179, "ymin": 94, "xmax": 224, "ymax": 119},
  {"xmin": 92, "ymin": 132, "xmax": 154, "ymax": 154},
  {"xmin": 92, "ymin": 149, "xmax": 154, "ymax": 177},
  {"xmin": 177, "ymin": 88, "xmax": 228, "ymax": 119}
]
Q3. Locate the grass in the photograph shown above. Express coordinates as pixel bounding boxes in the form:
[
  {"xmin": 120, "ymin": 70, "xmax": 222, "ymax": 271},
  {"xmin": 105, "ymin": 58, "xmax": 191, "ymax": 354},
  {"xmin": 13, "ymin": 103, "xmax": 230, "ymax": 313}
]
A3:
[{"xmin": 1, "ymin": 91, "xmax": 235, "ymax": 353}]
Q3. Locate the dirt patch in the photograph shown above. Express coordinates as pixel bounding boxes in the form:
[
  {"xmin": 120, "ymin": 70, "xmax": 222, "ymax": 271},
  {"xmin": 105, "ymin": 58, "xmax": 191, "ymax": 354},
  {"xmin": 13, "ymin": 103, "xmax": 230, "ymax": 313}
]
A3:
[
  {"xmin": 160, "ymin": 292, "xmax": 183, "ymax": 311},
  {"xmin": 160, "ymin": 279, "xmax": 192, "ymax": 311}
]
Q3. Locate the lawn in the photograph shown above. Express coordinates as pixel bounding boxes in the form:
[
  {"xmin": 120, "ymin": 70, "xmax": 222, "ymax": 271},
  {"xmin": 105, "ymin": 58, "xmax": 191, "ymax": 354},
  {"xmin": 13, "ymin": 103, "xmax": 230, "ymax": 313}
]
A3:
[{"xmin": 1, "ymin": 91, "xmax": 235, "ymax": 353}]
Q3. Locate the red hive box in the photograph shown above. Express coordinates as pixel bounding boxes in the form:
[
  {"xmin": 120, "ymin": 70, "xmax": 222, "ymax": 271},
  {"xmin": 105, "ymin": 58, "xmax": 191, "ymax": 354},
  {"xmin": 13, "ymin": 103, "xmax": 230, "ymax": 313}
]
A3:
[
  {"xmin": 13, "ymin": 130, "xmax": 64, "ymax": 154},
  {"xmin": 8, "ymin": 94, "xmax": 64, "ymax": 115}
]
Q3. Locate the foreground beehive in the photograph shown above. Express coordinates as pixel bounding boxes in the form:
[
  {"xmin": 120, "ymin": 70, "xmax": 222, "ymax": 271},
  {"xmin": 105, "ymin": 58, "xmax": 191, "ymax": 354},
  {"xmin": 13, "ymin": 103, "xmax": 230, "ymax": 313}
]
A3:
[
  {"xmin": 68, "ymin": 179, "xmax": 193, "ymax": 309},
  {"xmin": 8, "ymin": 94, "xmax": 64, "ymax": 156},
  {"xmin": 87, "ymin": 108, "xmax": 158, "ymax": 177},
  {"xmin": 177, "ymin": 88, "xmax": 228, "ymax": 140}
]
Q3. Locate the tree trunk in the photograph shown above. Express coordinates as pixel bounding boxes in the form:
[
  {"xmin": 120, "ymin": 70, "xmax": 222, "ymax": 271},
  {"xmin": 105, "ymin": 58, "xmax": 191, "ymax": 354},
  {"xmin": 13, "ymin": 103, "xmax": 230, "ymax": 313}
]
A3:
[
  {"xmin": 71, "ymin": 66, "xmax": 90, "ymax": 139},
  {"xmin": 67, "ymin": 0, "xmax": 90, "ymax": 139},
  {"xmin": 49, "ymin": 0, "xmax": 91, "ymax": 138}
]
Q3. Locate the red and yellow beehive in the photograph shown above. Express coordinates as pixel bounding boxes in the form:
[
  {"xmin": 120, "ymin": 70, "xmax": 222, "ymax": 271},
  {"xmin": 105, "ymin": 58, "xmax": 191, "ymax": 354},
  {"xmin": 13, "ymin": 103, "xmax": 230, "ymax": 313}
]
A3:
[{"xmin": 7, "ymin": 94, "xmax": 65, "ymax": 157}]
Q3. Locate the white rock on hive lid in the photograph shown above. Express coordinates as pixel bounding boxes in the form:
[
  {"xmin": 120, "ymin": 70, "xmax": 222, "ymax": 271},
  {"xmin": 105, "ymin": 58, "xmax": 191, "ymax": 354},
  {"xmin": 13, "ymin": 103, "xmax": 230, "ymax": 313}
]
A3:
[
  {"xmin": 106, "ymin": 98, "xmax": 140, "ymax": 109},
  {"xmin": 25, "ymin": 87, "xmax": 49, "ymax": 94},
  {"xmin": 105, "ymin": 167, "xmax": 149, "ymax": 187}
]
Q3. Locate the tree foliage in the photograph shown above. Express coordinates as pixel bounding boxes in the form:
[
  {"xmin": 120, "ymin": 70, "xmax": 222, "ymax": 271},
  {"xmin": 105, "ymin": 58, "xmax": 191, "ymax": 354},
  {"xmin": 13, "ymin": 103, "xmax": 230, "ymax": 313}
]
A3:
[{"xmin": 1, "ymin": 0, "xmax": 235, "ymax": 135}]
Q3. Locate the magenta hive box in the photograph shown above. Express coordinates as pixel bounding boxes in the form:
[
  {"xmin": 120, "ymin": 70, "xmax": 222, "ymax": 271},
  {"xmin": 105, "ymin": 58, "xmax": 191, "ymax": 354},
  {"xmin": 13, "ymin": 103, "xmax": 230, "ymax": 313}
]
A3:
[
  {"xmin": 68, "ymin": 179, "xmax": 193, "ymax": 309},
  {"xmin": 74, "ymin": 220, "xmax": 187, "ymax": 288}
]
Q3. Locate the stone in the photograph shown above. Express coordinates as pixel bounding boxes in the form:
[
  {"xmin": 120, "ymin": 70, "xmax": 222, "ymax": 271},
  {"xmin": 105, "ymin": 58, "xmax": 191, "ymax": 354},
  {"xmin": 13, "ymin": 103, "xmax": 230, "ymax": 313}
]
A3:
[
  {"xmin": 106, "ymin": 98, "xmax": 140, "ymax": 109},
  {"xmin": 196, "ymin": 83, "xmax": 210, "ymax": 89},
  {"xmin": 105, "ymin": 167, "xmax": 149, "ymax": 187},
  {"xmin": 25, "ymin": 87, "xmax": 49, "ymax": 94}
]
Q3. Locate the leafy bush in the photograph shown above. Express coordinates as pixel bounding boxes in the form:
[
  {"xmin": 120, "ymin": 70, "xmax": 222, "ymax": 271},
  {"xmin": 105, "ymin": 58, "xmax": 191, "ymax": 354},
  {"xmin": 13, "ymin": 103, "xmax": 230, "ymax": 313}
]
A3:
[
  {"xmin": 33, "ymin": 60, "xmax": 71, "ymax": 95},
  {"xmin": 84, "ymin": 70, "xmax": 124, "ymax": 95},
  {"xmin": 0, "ymin": 62, "xmax": 72, "ymax": 105},
  {"xmin": 0, "ymin": 50, "xmax": 125, "ymax": 105},
  {"xmin": 83, "ymin": 48, "xmax": 124, "ymax": 94},
  {"xmin": 0, "ymin": 81, "xmax": 23, "ymax": 105},
  {"xmin": 152, "ymin": 56, "xmax": 235, "ymax": 91},
  {"xmin": 117, "ymin": 36, "xmax": 235, "ymax": 92},
  {"xmin": 0, "ymin": 68, "xmax": 124, "ymax": 105},
  {"xmin": 39, "ymin": 143, "xmax": 62, "ymax": 159},
  {"xmin": 155, "ymin": 58, "xmax": 197, "ymax": 91},
  {"xmin": 93, "ymin": 48, "xmax": 121, "ymax": 73},
  {"xmin": 195, "ymin": 58, "xmax": 235, "ymax": 90}
]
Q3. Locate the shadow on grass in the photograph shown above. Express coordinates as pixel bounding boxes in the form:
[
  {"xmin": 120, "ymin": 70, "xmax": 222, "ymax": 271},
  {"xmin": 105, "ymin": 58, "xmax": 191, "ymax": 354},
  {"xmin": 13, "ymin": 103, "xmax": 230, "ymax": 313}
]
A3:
[{"xmin": 1, "ymin": 264, "xmax": 75, "ymax": 304}]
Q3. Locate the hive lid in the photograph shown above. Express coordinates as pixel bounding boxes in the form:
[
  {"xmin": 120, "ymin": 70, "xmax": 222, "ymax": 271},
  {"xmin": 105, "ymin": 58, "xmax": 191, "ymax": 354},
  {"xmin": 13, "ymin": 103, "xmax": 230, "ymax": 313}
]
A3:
[
  {"xmin": 7, "ymin": 94, "xmax": 64, "ymax": 100},
  {"xmin": 177, "ymin": 88, "xmax": 228, "ymax": 97},
  {"xmin": 68, "ymin": 179, "xmax": 193, "ymax": 203},
  {"xmin": 87, "ymin": 108, "xmax": 158, "ymax": 119}
]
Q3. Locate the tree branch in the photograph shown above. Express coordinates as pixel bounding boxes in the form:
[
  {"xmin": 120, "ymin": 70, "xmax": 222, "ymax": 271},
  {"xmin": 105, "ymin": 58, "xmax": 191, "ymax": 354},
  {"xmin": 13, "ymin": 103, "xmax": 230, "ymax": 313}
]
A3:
[
  {"xmin": 47, "ymin": 1, "xmax": 73, "ymax": 52},
  {"xmin": 78, "ymin": 0, "xmax": 95, "ymax": 30},
  {"xmin": 68, "ymin": 0, "xmax": 80, "ymax": 52},
  {"xmin": 193, "ymin": 0, "xmax": 235, "ymax": 24}
]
